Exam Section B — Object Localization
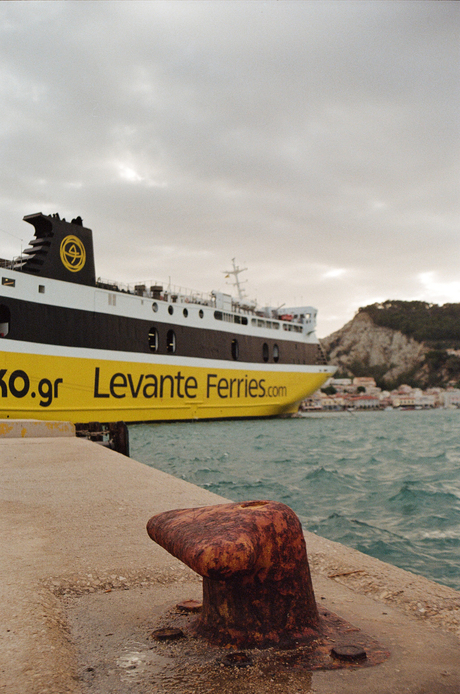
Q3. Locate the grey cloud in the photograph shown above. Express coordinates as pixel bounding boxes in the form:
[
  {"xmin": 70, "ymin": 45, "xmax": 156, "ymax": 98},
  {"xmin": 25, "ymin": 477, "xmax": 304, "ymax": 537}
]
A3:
[{"xmin": 0, "ymin": 1, "xmax": 458, "ymax": 336}]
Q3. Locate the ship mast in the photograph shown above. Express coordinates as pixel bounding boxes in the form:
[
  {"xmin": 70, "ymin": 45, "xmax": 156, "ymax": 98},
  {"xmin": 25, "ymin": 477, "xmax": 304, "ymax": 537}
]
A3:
[{"xmin": 223, "ymin": 258, "xmax": 248, "ymax": 303}]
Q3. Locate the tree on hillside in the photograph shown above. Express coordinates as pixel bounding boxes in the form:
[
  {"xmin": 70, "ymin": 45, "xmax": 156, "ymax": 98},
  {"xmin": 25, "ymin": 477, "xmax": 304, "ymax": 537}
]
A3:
[{"xmin": 359, "ymin": 301, "xmax": 460, "ymax": 347}]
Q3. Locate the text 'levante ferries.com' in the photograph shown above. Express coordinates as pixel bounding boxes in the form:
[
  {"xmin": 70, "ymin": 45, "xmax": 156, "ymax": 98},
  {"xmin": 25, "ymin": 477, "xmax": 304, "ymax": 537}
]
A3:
[{"xmin": 0, "ymin": 367, "xmax": 289, "ymax": 408}]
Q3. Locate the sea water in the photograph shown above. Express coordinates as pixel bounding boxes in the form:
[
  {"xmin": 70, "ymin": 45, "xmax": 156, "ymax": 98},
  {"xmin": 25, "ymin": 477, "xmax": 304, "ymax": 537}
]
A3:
[{"xmin": 129, "ymin": 409, "xmax": 460, "ymax": 591}]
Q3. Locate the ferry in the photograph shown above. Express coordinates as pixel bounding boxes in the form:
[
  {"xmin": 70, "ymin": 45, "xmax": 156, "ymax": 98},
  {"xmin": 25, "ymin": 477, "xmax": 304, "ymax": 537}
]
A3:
[{"xmin": 0, "ymin": 212, "xmax": 334, "ymax": 423}]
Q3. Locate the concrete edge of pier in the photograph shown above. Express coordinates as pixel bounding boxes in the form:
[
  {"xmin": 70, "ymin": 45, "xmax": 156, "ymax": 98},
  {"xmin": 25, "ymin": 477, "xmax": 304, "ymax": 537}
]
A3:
[
  {"xmin": 0, "ymin": 418, "xmax": 75, "ymax": 438},
  {"xmin": 1, "ymin": 423, "xmax": 459, "ymax": 694}
]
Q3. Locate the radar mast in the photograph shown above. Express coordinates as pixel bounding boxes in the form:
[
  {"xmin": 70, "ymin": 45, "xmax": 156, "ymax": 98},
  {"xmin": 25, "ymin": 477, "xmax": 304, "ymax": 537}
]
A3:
[{"xmin": 223, "ymin": 258, "xmax": 248, "ymax": 303}]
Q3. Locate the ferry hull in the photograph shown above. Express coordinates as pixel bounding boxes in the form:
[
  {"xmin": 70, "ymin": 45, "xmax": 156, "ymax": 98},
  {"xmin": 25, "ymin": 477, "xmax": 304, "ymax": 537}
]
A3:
[{"xmin": 0, "ymin": 346, "xmax": 332, "ymax": 423}]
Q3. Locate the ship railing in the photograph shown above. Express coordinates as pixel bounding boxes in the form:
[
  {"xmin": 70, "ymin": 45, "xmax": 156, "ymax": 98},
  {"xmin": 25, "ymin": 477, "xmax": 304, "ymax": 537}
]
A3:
[
  {"xmin": 96, "ymin": 276, "xmax": 216, "ymax": 305},
  {"xmin": 94, "ymin": 279, "xmax": 315, "ymax": 329},
  {"xmin": 2, "ymin": 256, "xmax": 27, "ymax": 270},
  {"xmin": 125, "ymin": 280, "xmax": 215, "ymax": 306},
  {"xmin": 0, "ymin": 258, "xmax": 15, "ymax": 269},
  {"xmin": 96, "ymin": 277, "xmax": 131, "ymax": 292}
]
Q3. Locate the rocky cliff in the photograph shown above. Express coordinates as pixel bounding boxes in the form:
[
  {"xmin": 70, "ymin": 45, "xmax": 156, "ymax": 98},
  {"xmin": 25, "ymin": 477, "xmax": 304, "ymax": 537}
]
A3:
[{"xmin": 321, "ymin": 311, "xmax": 431, "ymax": 388}]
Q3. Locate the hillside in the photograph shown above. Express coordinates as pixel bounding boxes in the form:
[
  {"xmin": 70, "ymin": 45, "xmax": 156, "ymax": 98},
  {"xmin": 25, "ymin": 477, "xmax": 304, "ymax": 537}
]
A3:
[{"xmin": 321, "ymin": 301, "xmax": 460, "ymax": 390}]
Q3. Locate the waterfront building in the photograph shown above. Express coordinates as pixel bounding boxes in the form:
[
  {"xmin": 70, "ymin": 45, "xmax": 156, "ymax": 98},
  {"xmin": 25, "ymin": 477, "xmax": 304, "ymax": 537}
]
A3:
[{"xmin": 440, "ymin": 389, "xmax": 460, "ymax": 408}]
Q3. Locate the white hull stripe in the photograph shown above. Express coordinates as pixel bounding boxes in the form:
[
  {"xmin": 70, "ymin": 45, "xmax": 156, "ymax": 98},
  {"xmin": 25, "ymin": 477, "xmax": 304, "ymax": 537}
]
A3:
[{"xmin": 1, "ymin": 339, "xmax": 332, "ymax": 374}]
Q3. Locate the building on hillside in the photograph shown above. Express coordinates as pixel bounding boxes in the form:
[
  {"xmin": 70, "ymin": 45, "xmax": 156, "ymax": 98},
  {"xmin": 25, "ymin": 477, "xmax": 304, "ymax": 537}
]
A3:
[
  {"xmin": 392, "ymin": 393, "xmax": 415, "ymax": 408},
  {"xmin": 410, "ymin": 389, "xmax": 435, "ymax": 408},
  {"xmin": 352, "ymin": 377, "xmax": 377, "ymax": 389},
  {"xmin": 300, "ymin": 393, "xmax": 323, "ymax": 410},
  {"xmin": 440, "ymin": 389, "xmax": 460, "ymax": 408},
  {"xmin": 379, "ymin": 392, "xmax": 393, "ymax": 408},
  {"xmin": 414, "ymin": 393, "xmax": 436, "ymax": 408},
  {"xmin": 348, "ymin": 394, "xmax": 381, "ymax": 410},
  {"xmin": 425, "ymin": 388, "xmax": 443, "ymax": 407},
  {"xmin": 329, "ymin": 378, "xmax": 357, "ymax": 394}
]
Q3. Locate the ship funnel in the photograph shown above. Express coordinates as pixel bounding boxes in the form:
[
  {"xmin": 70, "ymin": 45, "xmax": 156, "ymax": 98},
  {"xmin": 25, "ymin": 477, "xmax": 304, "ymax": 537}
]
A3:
[{"xmin": 15, "ymin": 212, "xmax": 96, "ymax": 286}]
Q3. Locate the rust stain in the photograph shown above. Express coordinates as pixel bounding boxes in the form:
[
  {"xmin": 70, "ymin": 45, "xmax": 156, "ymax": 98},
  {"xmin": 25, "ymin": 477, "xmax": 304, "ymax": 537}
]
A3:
[
  {"xmin": 0, "ymin": 422, "xmax": 14, "ymax": 436},
  {"xmin": 147, "ymin": 500, "xmax": 320, "ymax": 648}
]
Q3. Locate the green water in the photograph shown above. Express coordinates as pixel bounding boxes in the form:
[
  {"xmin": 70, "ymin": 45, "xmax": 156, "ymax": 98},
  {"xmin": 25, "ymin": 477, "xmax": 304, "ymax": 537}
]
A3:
[{"xmin": 129, "ymin": 409, "xmax": 460, "ymax": 590}]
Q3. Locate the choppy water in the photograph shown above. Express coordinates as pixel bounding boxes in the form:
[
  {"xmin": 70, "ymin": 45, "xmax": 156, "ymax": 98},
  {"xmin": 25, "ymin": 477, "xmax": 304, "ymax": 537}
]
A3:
[{"xmin": 129, "ymin": 409, "xmax": 460, "ymax": 591}]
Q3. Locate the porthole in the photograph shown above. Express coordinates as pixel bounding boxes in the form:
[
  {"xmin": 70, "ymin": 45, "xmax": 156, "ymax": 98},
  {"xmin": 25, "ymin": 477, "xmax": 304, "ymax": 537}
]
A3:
[
  {"xmin": 231, "ymin": 339, "xmax": 239, "ymax": 360},
  {"xmin": 148, "ymin": 327, "xmax": 159, "ymax": 352},
  {"xmin": 0, "ymin": 304, "xmax": 10, "ymax": 338},
  {"xmin": 183, "ymin": 308, "xmax": 188, "ymax": 317},
  {"xmin": 167, "ymin": 329, "xmax": 176, "ymax": 353},
  {"xmin": 262, "ymin": 343, "xmax": 269, "ymax": 362},
  {"xmin": 199, "ymin": 309, "xmax": 204, "ymax": 319},
  {"xmin": 152, "ymin": 302, "xmax": 158, "ymax": 312},
  {"xmin": 168, "ymin": 305, "xmax": 174, "ymax": 316},
  {"xmin": 273, "ymin": 344, "xmax": 280, "ymax": 363}
]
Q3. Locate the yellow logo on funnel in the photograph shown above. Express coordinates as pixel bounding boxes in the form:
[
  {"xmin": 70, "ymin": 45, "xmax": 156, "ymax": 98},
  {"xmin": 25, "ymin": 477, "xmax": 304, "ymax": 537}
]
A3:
[{"xmin": 60, "ymin": 236, "xmax": 86, "ymax": 272}]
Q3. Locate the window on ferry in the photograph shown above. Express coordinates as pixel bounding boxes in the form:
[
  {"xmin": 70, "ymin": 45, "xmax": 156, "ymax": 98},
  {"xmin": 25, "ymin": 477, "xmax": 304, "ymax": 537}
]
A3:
[
  {"xmin": 167, "ymin": 329, "xmax": 176, "ymax": 353},
  {"xmin": 183, "ymin": 308, "xmax": 188, "ymax": 317},
  {"xmin": 168, "ymin": 305, "xmax": 174, "ymax": 315},
  {"xmin": 148, "ymin": 327, "xmax": 159, "ymax": 352},
  {"xmin": 231, "ymin": 339, "xmax": 239, "ymax": 360},
  {"xmin": 0, "ymin": 304, "xmax": 10, "ymax": 337},
  {"xmin": 262, "ymin": 343, "xmax": 269, "ymax": 363},
  {"xmin": 152, "ymin": 302, "xmax": 158, "ymax": 312},
  {"xmin": 273, "ymin": 344, "xmax": 280, "ymax": 363},
  {"xmin": 199, "ymin": 309, "xmax": 204, "ymax": 319},
  {"xmin": 214, "ymin": 310, "xmax": 223, "ymax": 320}
]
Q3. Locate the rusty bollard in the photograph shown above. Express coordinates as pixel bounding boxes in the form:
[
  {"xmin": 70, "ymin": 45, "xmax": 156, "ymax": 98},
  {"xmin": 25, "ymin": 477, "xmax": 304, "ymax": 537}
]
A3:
[{"xmin": 146, "ymin": 500, "xmax": 320, "ymax": 648}]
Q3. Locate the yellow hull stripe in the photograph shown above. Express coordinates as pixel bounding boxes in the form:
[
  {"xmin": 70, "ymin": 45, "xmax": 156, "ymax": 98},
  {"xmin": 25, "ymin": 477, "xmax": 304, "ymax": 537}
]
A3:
[{"xmin": 0, "ymin": 351, "xmax": 332, "ymax": 422}]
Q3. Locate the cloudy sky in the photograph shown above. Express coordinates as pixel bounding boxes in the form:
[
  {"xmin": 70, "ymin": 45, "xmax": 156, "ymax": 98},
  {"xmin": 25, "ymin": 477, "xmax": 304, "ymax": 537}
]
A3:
[{"xmin": 0, "ymin": 1, "xmax": 458, "ymax": 336}]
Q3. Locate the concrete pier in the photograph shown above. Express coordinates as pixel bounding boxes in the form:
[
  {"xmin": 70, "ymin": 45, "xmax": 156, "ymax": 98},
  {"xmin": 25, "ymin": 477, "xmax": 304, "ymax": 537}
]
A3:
[{"xmin": 1, "ymin": 423, "xmax": 459, "ymax": 693}]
